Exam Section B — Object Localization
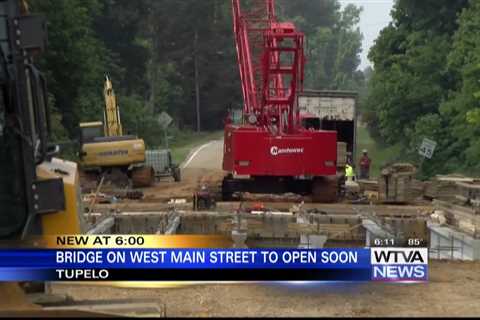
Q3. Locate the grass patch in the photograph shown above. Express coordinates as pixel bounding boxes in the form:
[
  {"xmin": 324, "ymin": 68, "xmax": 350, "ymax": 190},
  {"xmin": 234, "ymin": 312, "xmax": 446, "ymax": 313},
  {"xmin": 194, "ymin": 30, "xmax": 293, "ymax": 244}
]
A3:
[
  {"xmin": 356, "ymin": 125, "xmax": 402, "ymax": 178},
  {"xmin": 169, "ymin": 130, "xmax": 223, "ymax": 165}
]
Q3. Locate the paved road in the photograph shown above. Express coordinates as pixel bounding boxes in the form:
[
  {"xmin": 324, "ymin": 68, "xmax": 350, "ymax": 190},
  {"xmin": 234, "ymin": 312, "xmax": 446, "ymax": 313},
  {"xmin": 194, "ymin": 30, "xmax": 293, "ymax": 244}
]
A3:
[
  {"xmin": 182, "ymin": 139, "xmax": 224, "ymax": 170},
  {"xmin": 140, "ymin": 139, "xmax": 225, "ymax": 201}
]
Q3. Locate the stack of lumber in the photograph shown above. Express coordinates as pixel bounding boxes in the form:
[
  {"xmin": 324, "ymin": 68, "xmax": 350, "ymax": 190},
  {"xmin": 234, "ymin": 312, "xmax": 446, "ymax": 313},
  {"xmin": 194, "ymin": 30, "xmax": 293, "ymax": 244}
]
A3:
[
  {"xmin": 433, "ymin": 199, "xmax": 480, "ymax": 238},
  {"xmin": 378, "ymin": 163, "xmax": 417, "ymax": 203},
  {"xmin": 424, "ymin": 175, "xmax": 475, "ymax": 201},
  {"xmin": 358, "ymin": 180, "xmax": 379, "ymax": 193},
  {"xmin": 455, "ymin": 181, "xmax": 480, "ymax": 208},
  {"xmin": 411, "ymin": 179, "xmax": 426, "ymax": 198},
  {"xmin": 357, "ymin": 180, "xmax": 380, "ymax": 201},
  {"xmin": 337, "ymin": 142, "xmax": 347, "ymax": 168}
]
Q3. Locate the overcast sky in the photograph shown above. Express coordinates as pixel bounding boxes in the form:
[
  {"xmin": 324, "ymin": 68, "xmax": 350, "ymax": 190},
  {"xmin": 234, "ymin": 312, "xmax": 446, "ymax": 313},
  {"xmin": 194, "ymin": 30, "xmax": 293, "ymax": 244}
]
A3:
[{"xmin": 339, "ymin": 0, "xmax": 395, "ymax": 70}]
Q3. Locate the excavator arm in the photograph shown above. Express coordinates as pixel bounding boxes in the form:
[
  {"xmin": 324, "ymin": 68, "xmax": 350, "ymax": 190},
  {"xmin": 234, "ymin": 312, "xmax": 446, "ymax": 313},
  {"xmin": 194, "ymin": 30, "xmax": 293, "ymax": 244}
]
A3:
[{"xmin": 103, "ymin": 75, "xmax": 123, "ymax": 137}]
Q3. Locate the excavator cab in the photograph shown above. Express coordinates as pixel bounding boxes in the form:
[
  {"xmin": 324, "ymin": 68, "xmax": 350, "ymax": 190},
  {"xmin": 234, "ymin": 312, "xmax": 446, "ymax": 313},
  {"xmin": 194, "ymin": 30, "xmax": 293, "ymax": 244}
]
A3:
[{"xmin": 80, "ymin": 121, "xmax": 104, "ymax": 143}]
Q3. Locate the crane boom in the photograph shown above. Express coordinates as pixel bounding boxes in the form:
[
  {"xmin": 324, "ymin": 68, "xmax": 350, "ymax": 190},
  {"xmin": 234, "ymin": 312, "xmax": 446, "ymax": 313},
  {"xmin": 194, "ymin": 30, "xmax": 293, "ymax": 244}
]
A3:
[
  {"xmin": 232, "ymin": 0, "xmax": 304, "ymax": 134},
  {"xmin": 223, "ymin": 0, "xmax": 338, "ymax": 203}
]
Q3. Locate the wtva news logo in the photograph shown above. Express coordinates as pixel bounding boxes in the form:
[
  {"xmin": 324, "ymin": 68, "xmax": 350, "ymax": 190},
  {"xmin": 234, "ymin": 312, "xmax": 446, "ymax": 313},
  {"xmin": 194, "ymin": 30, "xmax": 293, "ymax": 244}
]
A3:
[{"xmin": 371, "ymin": 248, "xmax": 428, "ymax": 282}]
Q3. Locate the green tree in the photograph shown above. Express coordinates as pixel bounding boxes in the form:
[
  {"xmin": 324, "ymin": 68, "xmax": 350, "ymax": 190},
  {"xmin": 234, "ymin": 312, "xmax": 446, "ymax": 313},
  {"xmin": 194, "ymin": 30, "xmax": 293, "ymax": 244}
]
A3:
[
  {"xmin": 143, "ymin": 0, "xmax": 240, "ymax": 130},
  {"xmin": 28, "ymin": 0, "xmax": 369, "ymax": 144},
  {"xmin": 279, "ymin": 0, "xmax": 363, "ymax": 90},
  {"xmin": 93, "ymin": 0, "xmax": 151, "ymax": 97},
  {"xmin": 365, "ymin": 0, "xmax": 470, "ymax": 175},
  {"xmin": 438, "ymin": 0, "xmax": 480, "ymax": 173},
  {"xmin": 30, "ymin": 0, "xmax": 108, "ymax": 138}
]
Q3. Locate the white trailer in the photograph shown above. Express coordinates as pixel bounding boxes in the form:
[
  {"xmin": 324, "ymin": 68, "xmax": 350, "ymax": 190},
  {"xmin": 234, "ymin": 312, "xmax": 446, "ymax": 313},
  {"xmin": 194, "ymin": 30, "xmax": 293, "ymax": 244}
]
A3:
[{"xmin": 298, "ymin": 90, "xmax": 358, "ymax": 167}]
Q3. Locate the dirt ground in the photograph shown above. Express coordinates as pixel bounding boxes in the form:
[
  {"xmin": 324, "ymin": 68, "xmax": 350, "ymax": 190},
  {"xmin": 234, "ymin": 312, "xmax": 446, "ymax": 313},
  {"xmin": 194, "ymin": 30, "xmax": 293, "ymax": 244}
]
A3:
[
  {"xmin": 0, "ymin": 284, "xmax": 40, "ymax": 311},
  {"xmin": 50, "ymin": 260, "xmax": 480, "ymax": 317},
  {"xmin": 142, "ymin": 168, "xmax": 225, "ymax": 200}
]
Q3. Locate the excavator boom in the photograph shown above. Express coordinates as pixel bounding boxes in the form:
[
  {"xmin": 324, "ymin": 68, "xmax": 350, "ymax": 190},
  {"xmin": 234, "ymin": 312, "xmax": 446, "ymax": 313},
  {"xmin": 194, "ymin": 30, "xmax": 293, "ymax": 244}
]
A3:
[{"xmin": 103, "ymin": 76, "xmax": 123, "ymax": 137}]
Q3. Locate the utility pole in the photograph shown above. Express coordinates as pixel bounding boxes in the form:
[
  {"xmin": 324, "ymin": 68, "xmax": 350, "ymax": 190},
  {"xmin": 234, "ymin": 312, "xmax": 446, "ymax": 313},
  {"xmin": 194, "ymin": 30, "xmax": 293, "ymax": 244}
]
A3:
[
  {"xmin": 147, "ymin": 11, "xmax": 159, "ymax": 114},
  {"xmin": 194, "ymin": 29, "xmax": 201, "ymax": 133}
]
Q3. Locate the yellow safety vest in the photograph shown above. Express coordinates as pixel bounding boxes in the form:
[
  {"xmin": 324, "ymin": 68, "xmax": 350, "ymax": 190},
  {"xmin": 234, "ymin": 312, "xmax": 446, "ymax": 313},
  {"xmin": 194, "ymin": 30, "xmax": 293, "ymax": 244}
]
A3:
[{"xmin": 345, "ymin": 165, "xmax": 354, "ymax": 178}]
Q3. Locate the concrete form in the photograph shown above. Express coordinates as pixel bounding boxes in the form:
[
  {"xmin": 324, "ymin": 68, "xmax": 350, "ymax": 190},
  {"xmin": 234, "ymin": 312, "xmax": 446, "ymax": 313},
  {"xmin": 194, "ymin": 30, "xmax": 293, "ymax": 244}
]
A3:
[{"xmin": 428, "ymin": 222, "xmax": 480, "ymax": 261}]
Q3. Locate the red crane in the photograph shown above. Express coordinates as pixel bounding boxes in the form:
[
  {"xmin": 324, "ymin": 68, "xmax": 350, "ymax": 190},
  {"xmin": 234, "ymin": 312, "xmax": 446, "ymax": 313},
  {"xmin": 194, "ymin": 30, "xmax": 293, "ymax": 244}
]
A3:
[{"xmin": 223, "ymin": 0, "xmax": 338, "ymax": 202}]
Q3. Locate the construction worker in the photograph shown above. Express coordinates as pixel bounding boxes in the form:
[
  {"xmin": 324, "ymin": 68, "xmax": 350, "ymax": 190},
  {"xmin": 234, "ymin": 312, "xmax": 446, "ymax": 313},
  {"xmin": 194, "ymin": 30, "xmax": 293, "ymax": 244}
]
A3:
[
  {"xmin": 359, "ymin": 149, "xmax": 372, "ymax": 180},
  {"xmin": 345, "ymin": 161, "xmax": 355, "ymax": 182}
]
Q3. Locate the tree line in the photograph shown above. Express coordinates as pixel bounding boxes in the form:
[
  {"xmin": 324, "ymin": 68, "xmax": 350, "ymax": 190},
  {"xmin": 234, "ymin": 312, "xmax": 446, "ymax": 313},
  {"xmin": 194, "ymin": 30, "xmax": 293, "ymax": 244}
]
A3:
[
  {"xmin": 365, "ymin": 0, "xmax": 480, "ymax": 177},
  {"xmin": 30, "ymin": 0, "xmax": 365, "ymax": 148}
]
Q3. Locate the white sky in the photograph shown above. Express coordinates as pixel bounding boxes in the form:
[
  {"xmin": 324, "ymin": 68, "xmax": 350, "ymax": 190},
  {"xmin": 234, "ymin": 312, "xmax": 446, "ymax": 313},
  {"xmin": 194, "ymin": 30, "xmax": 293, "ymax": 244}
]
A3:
[{"xmin": 339, "ymin": 0, "xmax": 395, "ymax": 70}]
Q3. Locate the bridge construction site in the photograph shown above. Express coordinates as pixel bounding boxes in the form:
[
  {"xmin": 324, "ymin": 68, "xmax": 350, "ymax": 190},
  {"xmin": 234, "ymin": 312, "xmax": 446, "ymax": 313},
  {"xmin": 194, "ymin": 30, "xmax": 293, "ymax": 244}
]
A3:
[
  {"xmin": 1, "ymin": 0, "xmax": 480, "ymax": 317},
  {"xmin": 39, "ymin": 150, "xmax": 479, "ymax": 317}
]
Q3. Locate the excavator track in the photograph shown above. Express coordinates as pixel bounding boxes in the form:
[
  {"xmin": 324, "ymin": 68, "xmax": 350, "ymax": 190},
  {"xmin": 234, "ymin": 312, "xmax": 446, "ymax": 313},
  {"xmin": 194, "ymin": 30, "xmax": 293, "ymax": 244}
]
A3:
[{"xmin": 80, "ymin": 166, "xmax": 154, "ymax": 192}]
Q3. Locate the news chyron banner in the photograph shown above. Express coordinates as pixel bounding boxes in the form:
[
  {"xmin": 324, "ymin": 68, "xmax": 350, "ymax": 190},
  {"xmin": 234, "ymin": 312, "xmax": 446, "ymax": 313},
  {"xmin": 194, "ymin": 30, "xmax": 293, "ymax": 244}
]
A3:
[{"xmin": 0, "ymin": 235, "xmax": 428, "ymax": 282}]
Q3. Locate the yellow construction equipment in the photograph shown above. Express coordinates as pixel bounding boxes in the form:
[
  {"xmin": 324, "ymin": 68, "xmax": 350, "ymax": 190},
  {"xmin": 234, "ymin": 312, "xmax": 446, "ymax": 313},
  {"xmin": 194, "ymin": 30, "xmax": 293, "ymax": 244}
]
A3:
[
  {"xmin": 80, "ymin": 121, "xmax": 146, "ymax": 168},
  {"xmin": 0, "ymin": 0, "xmax": 86, "ymax": 313},
  {"xmin": 103, "ymin": 76, "xmax": 123, "ymax": 137},
  {"xmin": 79, "ymin": 76, "xmax": 153, "ymax": 187},
  {"xmin": 0, "ymin": 1, "xmax": 162, "ymax": 316},
  {"xmin": 0, "ymin": 0, "xmax": 84, "ymax": 238}
]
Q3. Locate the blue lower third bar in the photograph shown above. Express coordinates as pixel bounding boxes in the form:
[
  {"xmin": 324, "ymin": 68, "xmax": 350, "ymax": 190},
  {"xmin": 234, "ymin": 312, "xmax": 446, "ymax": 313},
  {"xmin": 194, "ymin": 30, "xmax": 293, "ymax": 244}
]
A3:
[
  {"xmin": 0, "ymin": 268, "xmax": 54, "ymax": 281},
  {"xmin": 0, "ymin": 268, "xmax": 373, "ymax": 282}
]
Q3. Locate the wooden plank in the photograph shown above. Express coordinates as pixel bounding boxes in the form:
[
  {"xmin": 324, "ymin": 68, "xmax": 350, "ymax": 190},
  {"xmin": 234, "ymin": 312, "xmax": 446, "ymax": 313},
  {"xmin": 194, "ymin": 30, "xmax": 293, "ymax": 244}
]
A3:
[
  {"xmin": 456, "ymin": 181, "xmax": 480, "ymax": 190},
  {"xmin": 433, "ymin": 200, "xmax": 479, "ymax": 216},
  {"xmin": 434, "ymin": 199, "xmax": 480, "ymax": 238},
  {"xmin": 435, "ymin": 176, "xmax": 475, "ymax": 183}
]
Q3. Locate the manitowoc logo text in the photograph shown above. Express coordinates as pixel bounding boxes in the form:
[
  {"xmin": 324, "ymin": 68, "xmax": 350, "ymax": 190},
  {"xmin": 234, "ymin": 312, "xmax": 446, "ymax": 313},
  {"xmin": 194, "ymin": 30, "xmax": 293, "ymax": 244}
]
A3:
[
  {"xmin": 270, "ymin": 146, "xmax": 304, "ymax": 156},
  {"xmin": 371, "ymin": 248, "xmax": 428, "ymax": 282}
]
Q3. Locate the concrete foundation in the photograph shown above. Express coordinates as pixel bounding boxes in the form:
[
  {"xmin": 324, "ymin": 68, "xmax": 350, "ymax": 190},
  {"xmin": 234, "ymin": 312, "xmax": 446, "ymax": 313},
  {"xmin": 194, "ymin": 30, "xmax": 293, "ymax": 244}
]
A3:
[
  {"xmin": 85, "ymin": 206, "xmax": 431, "ymax": 249},
  {"xmin": 428, "ymin": 222, "xmax": 480, "ymax": 261},
  {"xmin": 86, "ymin": 210, "xmax": 367, "ymax": 248},
  {"xmin": 231, "ymin": 230, "xmax": 248, "ymax": 248},
  {"xmin": 298, "ymin": 235, "xmax": 327, "ymax": 248}
]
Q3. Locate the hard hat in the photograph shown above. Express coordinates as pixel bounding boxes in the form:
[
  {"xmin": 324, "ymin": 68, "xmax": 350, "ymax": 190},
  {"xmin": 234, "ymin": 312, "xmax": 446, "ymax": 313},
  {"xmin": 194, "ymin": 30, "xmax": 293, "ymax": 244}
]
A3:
[{"xmin": 362, "ymin": 149, "xmax": 368, "ymax": 154}]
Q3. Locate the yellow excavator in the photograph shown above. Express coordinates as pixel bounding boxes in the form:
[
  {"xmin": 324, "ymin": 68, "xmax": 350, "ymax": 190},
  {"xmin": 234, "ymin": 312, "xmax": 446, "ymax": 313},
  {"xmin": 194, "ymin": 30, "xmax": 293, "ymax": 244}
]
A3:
[
  {"xmin": 79, "ymin": 76, "xmax": 154, "ymax": 187},
  {"xmin": 0, "ymin": 0, "xmax": 86, "ymax": 314}
]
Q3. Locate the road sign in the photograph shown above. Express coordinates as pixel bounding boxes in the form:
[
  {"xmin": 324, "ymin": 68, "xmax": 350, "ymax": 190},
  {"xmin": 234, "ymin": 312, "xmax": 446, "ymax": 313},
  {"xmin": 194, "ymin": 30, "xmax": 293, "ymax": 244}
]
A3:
[
  {"xmin": 419, "ymin": 138, "xmax": 437, "ymax": 159},
  {"xmin": 157, "ymin": 111, "xmax": 173, "ymax": 129}
]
